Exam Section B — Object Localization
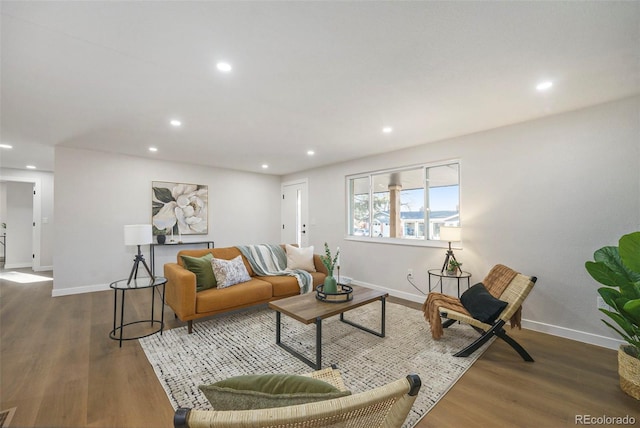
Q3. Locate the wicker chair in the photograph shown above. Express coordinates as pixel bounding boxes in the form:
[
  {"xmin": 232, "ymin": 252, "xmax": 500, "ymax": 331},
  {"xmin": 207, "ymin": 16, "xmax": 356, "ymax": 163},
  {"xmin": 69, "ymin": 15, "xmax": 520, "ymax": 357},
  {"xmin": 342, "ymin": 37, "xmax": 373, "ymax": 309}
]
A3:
[
  {"xmin": 173, "ymin": 367, "xmax": 421, "ymax": 428},
  {"xmin": 428, "ymin": 264, "xmax": 537, "ymax": 361}
]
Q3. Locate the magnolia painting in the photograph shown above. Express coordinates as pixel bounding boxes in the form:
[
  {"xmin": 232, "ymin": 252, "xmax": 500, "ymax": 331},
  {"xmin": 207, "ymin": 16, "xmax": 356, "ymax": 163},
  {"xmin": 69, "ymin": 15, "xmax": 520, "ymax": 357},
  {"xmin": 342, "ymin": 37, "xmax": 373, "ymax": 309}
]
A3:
[{"xmin": 152, "ymin": 181, "xmax": 208, "ymax": 235}]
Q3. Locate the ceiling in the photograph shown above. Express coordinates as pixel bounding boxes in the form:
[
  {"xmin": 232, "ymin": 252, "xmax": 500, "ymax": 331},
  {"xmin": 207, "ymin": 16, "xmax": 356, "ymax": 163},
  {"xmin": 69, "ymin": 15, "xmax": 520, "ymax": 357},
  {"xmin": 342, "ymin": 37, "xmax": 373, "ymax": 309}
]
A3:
[{"xmin": 1, "ymin": 1, "xmax": 638, "ymax": 175}]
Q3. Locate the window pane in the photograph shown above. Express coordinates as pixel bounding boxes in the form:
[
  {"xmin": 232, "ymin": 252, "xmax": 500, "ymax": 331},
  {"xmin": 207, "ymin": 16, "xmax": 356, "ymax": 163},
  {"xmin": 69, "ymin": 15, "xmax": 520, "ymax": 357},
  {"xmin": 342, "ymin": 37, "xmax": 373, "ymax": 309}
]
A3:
[
  {"xmin": 347, "ymin": 161, "xmax": 459, "ymax": 243},
  {"xmin": 372, "ymin": 189, "xmax": 390, "ymax": 237},
  {"xmin": 399, "ymin": 168, "xmax": 425, "ymax": 239},
  {"xmin": 349, "ymin": 177, "xmax": 370, "ymax": 236},
  {"xmin": 427, "ymin": 163, "xmax": 460, "ymax": 240}
]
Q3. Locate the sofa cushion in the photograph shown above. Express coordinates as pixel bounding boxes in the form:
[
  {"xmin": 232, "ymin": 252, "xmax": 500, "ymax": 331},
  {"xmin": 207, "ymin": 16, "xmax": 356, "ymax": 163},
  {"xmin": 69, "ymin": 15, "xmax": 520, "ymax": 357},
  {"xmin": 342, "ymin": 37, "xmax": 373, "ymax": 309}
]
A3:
[
  {"xmin": 285, "ymin": 244, "xmax": 316, "ymax": 272},
  {"xmin": 196, "ymin": 278, "xmax": 272, "ymax": 313},
  {"xmin": 309, "ymin": 272, "xmax": 327, "ymax": 287},
  {"xmin": 212, "ymin": 255, "xmax": 252, "ymax": 288},
  {"xmin": 199, "ymin": 374, "xmax": 350, "ymax": 410},
  {"xmin": 259, "ymin": 275, "xmax": 301, "ymax": 297},
  {"xmin": 180, "ymin": 253, "xmax": 216, "ymax": 292}
]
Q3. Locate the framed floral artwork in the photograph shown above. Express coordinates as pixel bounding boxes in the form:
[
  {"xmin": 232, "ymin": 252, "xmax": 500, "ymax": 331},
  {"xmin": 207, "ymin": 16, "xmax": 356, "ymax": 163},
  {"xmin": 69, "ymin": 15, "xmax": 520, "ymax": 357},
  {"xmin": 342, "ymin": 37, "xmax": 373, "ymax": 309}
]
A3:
[{"xmin": 152, "ymin": 181, "xmax": 208, "ymax": 236}]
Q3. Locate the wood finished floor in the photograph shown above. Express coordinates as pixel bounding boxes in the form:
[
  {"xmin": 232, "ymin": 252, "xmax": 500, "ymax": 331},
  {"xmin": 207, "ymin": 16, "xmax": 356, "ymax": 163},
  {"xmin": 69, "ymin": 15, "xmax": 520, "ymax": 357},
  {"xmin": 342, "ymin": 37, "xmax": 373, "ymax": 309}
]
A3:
[{"xmin": 1, "ymin": 271, "xmax": 638, "ymax": 427}]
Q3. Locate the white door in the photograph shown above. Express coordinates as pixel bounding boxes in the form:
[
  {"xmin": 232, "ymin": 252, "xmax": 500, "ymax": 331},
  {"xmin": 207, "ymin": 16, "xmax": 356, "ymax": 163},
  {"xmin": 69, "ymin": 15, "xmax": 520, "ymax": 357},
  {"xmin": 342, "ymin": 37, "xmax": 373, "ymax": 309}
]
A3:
[{"xmin": 281, "ymin": 180, "xmax": 309, "ymax": 246}]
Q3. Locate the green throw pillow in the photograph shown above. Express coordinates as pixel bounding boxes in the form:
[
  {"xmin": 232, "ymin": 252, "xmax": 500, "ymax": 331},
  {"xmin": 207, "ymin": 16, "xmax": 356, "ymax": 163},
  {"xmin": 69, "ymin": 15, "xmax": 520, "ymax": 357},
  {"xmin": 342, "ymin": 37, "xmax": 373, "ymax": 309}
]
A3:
[
  {"xmin": 181, "ymin": 253, "xmax": 216, "ymax": 292},
  {"xmin": 199, "ymin": 374, "xmax": 351, "ymax": 410}
]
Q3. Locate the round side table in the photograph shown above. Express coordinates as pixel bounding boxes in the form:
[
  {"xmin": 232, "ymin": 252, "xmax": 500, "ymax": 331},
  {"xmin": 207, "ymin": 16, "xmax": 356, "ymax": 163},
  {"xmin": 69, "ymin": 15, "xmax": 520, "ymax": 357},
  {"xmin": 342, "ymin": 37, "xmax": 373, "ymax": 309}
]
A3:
[
  {"xmin": 427, "ymin": 269, "xmax": 471, "ymax": 298},
  {"xmin": 109, "ymin": 276, "xmax": 167, "ymax": 347}
]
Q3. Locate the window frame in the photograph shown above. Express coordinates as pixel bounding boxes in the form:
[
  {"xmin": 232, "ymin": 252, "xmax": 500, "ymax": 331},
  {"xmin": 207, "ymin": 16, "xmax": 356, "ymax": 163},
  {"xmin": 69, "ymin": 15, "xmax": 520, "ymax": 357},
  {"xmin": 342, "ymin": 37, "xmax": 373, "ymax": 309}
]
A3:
[{"xmin": 345, "ymin": 159, "xmax": 461, "ymax": 248}]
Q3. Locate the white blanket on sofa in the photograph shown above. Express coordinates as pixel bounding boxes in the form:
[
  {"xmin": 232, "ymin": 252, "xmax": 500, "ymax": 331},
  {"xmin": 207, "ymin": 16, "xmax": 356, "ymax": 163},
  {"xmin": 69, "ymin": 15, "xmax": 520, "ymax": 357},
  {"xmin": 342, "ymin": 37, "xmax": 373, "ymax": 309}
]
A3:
[{"xmin": 236, "ymin": 244, "xmax": 312, "ymax": 293}]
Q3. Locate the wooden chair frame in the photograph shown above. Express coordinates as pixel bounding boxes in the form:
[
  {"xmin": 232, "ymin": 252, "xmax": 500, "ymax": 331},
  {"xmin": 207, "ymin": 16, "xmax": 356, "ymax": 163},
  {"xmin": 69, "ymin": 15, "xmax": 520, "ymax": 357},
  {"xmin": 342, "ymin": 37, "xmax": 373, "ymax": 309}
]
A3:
[{"xmin": 439, "ymin": 270, "xmax": 538, "ymax": 362}]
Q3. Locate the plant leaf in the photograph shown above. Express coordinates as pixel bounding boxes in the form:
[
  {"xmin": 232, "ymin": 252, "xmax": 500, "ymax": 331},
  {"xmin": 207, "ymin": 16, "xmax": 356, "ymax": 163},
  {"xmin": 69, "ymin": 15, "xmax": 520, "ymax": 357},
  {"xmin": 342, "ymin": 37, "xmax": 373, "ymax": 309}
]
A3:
[
  {"xmin": 601, "ymin": 318, "xmax": 634, "ymax": 343},
  {"xmin": 586, "ymin": 261, "xmax": 624, "ymax": 287},
  {"xmin": 620, "ymin": 232, "xmax": 640, "ymax": 272},
  {"xmin": 598, "ymin": 287, "xmax": 623, "ymax": 309},
  {"xmin": 621, "ymin": 299, "xmax": 640, "ymax": 328},
  {"xmin": 600, "ymin": 308, "xmax": 636, "ymax": 337}
]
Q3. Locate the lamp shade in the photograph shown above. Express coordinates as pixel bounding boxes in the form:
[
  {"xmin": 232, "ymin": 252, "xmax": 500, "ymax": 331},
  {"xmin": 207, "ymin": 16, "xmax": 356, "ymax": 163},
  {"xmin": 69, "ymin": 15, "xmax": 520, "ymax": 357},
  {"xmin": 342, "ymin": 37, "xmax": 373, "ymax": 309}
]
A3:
[
  {"xmin": 124, "ymin": 224, "xmax": 153, "ymax": 246},
  {"xmin": 439, "ymin": 226, "xmax": 461, "ymax": 242}
]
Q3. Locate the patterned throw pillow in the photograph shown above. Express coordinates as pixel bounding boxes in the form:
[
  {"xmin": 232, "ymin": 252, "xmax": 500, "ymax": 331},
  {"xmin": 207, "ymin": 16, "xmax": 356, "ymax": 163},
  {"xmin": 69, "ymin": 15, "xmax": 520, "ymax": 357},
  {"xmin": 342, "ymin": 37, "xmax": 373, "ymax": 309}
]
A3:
[{"xmin": 211, "ymin": 255, "xmax": 251, "ymax": 288}]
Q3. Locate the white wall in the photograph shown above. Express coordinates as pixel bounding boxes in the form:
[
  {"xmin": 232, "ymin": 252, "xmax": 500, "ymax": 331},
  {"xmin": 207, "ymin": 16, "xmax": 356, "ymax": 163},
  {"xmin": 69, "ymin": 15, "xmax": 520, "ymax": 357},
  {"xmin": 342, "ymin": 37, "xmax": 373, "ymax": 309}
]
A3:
[
  {"xmin": 0, "ymin": 168, "xmax": 55, "ymax": 270},
  {"xmin": 53, "ymin": 147, "xmax": 282, "ymax": 296},
  {"xmin": 283, "ymin": 96, "xmax": 640, "ymax": 349}
]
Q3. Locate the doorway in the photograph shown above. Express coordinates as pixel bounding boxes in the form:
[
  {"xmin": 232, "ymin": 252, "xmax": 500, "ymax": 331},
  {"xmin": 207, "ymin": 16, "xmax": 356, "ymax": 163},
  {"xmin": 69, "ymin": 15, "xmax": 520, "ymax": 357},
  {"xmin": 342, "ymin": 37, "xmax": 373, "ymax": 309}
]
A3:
[
  {"xmin": 0, "ymin": 176, "xmax": 42, "ymax": 270},
  {"xmin": 281, "ymin": 179, "xmax": 309, "ymax": 247}
]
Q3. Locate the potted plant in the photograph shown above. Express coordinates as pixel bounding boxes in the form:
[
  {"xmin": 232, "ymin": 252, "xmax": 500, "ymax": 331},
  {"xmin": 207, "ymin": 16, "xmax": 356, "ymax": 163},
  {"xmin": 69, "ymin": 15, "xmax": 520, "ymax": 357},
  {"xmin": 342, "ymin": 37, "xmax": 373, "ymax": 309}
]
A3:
[
  {"xmin": 446, "ymin": 259, "xmax": 462, "ymax": 276},
  {"xmin": 585, "ymin": 231, "xmax": 640, "ymax": 400},
  {"xmin": 320, "ymin": 243, "xmax": 340, "ymax": 294}
]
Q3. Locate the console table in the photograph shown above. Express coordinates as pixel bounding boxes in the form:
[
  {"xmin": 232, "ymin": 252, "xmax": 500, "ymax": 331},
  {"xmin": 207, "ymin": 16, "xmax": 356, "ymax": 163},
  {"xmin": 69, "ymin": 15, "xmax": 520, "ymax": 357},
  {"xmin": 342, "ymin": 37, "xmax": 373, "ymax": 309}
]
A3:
[{"xmin": 149, "ymin": 241, "xmax": 214, "ymax": 275}]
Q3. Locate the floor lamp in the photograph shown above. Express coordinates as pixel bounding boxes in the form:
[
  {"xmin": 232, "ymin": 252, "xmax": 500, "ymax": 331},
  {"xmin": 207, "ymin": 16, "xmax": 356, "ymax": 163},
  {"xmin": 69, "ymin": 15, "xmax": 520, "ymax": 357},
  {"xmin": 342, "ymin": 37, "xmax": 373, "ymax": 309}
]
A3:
[
  {"xmin": 124, "ymin": 224, "xmax": 154, "ymax": 285},
  {"xmin": 439, "ymin": 226, "xmax": 462, "ymax": 274}
]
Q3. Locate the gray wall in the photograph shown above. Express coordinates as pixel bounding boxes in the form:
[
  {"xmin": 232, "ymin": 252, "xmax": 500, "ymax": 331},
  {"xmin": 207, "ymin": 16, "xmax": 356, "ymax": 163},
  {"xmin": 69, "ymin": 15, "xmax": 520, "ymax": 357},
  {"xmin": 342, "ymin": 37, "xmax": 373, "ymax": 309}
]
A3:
[
  {"xmin": 53, "ymin": 147, "xmax": 282, "ymax": 295},
  {"xmin": 283, "ymin": 96, "xmax": 640, "ymax": 348}
]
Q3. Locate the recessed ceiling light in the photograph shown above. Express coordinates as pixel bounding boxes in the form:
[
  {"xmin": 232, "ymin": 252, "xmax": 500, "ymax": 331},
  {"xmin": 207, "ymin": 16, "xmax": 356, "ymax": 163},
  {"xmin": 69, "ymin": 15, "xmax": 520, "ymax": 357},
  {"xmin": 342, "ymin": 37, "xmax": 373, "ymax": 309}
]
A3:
[
  {"xmin": 149, "ymin": 147, "xmax": 158, "ymax": 152},
  {"xmin": 536, "ymin": 81, "xmax": 553, "ymax": 91},
  {"xmin": 217, "ymin": 62, "xmax": 232, "ymax": 73},
  {"xmin": 0, "ymin": 144, "xmax": 12, "ymax": 149},
  {"xmin": 307, "ymin": 150, "xmax": 315, "ymax": 156},
  {"xmin": 383, "ymin": 127, "xmax": 393, "ymax": 134},
  {"xmin": 170, "ymin": 119, "xmax": 182, "ymax": 127},
  {"xmin": 261, "ymin": 164, "xmax": 269, "ymax": 169},
  {"xmin": 26, "ymin": 165, "xmax": 36, "ymax": 169}
]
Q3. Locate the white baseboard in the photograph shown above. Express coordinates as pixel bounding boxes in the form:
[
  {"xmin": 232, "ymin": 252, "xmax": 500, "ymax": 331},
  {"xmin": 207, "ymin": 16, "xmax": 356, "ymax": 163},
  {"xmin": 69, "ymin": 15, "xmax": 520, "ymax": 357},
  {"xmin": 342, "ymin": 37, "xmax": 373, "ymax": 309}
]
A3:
[
  {"xmin": 521, "ymin": 319, "xmax": 623, "ymax": 351},
  {"xmin": 352, "ymin": 279, "xmax": 427, "ymax": 304},
  {"xmin": 3, "ymin": 262, "xmax": 33, "ymax": 269},
  {"xmin": 52, "ymin": 283, "xmax": 110, "ymax": 297},
  {"xmin": 351, "ymin": 279, "xmax": 623, "ymax": 351}
]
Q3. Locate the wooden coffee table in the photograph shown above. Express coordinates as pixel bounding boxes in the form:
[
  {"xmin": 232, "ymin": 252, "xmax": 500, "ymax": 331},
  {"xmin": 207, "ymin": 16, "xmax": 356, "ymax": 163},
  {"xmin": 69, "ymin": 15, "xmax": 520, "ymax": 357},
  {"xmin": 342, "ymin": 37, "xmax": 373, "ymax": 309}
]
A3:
[{"xmin": 268, "ymin": 284, "xmax": 388, "ymax": 369}]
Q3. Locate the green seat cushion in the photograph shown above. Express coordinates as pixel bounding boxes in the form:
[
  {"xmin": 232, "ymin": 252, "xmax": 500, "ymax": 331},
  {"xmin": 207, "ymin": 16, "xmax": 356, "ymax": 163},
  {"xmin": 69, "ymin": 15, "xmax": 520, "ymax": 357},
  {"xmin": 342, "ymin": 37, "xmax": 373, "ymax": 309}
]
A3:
[
  {"xmin": 199, "ymin": 374, "xmax": 351, "ymax": 410},
  {"xmin": 180, "ymin": 253, "xmax": 216, "ymax": 292}
]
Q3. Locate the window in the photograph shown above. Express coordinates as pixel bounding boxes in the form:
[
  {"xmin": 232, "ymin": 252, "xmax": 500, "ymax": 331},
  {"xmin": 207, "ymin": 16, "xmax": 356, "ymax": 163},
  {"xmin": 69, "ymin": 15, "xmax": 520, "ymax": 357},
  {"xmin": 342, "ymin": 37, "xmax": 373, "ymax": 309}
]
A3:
[{"xmin": 347, "ymin": 162, "xmax": 459, "ymax": 242}]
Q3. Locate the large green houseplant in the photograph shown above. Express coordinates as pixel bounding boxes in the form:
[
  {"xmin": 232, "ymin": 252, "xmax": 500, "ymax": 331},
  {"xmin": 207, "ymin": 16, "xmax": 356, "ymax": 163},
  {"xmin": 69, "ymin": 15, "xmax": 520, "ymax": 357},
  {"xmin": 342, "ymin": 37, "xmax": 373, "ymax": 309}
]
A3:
[{"xmin": 585, "ymin": 231, "xmax": 640, "ymax": 399}]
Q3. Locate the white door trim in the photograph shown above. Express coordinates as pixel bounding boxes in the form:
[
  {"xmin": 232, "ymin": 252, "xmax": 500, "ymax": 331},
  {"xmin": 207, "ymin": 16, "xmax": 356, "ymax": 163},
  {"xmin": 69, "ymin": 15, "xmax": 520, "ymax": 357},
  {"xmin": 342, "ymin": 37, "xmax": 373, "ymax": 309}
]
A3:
[{"xmin": 281, "ymin": 178, "xmax": 309, "ymax": 246}]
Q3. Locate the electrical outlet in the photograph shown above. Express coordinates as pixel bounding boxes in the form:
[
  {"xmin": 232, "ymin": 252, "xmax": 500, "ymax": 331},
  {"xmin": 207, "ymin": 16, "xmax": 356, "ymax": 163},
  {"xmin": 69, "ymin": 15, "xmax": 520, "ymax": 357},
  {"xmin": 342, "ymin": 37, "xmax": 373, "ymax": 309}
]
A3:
[
  {"xmin": 597, "ymin": 296, "xmax": 613, "ymax": 311},
  {"xmin": 407, "ymin": 269, "xmax": 413, "ymax": 277}
]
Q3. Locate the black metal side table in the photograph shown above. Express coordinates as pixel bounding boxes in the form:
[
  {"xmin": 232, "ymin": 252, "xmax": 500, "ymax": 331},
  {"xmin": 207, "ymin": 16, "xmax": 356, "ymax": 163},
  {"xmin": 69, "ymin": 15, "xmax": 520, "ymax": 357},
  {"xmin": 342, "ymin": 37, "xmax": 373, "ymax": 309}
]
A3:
[
  {"xmin": 428, "ymin": 269, "xmax": 472, "ymax": 298},
  {"xmin": 109, "ymin": 276, "xmax": 167, "ymax": 347},
  {"xmin": 428, "ymin": 270, "xmax": 472, "ymax": 329}
]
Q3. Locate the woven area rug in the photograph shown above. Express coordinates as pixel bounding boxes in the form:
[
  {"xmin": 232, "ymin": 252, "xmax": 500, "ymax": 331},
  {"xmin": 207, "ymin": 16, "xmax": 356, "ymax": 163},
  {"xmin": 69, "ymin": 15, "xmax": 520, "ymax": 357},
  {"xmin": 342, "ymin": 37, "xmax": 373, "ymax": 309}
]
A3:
[{"xmin": 140, "ymin": 301, "xmax": 492, "ymax": 427}]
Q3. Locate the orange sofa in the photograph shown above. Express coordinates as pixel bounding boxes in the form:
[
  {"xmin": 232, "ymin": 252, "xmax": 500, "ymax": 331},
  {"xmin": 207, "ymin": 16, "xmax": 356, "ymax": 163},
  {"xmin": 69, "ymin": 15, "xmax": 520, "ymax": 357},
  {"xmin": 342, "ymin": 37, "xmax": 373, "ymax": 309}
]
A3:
[{"xmin": 164, "ymin": 246, "xmax": 328, "ymax": 333}]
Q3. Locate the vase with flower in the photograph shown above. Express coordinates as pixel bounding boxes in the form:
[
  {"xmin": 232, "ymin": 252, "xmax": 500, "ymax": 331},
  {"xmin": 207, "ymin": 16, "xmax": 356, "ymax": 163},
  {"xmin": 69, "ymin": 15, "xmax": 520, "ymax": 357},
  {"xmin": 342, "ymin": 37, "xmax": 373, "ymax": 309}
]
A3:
[{"xmin": 320, "ymin": 243, "xmax": 340, "ymax": 294}]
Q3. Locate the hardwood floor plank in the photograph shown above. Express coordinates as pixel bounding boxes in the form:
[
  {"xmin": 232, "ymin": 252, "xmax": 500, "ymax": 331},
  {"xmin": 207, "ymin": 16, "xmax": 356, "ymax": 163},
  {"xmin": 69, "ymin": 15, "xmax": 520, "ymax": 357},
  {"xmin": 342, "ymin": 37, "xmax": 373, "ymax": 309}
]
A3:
[{"xmin": 1, "ymin": 274, "xmax": 638, "ymax": 427}]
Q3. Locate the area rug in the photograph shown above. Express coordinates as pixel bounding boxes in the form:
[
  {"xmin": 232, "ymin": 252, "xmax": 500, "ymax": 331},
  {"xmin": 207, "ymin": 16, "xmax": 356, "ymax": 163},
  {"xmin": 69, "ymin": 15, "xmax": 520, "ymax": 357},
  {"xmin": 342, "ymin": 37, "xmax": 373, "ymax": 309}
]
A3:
[
  {"xmin": 0, "ymin": 271, "xmax": 52, "ymax": 283},
  {"xmin": 140, "ymin": 301, "xmax": 492, "ymax": 427}
]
